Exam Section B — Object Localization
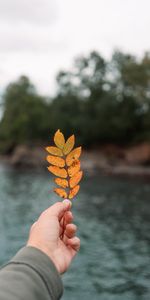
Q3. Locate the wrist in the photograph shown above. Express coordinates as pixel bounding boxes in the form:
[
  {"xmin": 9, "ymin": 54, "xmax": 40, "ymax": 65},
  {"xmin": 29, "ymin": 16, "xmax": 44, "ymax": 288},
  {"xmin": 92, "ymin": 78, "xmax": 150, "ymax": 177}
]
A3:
[{"xmin": 27, "ymin": 241, "xmax": 61, "ymax": 273}]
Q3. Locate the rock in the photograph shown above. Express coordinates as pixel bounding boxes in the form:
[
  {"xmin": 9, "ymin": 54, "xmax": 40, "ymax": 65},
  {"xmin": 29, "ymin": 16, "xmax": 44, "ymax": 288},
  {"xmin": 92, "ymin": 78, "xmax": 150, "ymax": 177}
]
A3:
[
  {"xmin": 1, "ymin": 143, "xmax": 150, "ymax": 179},
  {"xmin": 10, "ymin": 145, "xmax": 46, "ymax": 168},
  {"xmin": 107, "ymin": 165, "xmax": 150, "ymax": 178},
  {"xmin": 81, "ymin": 150, "xmax": 110, "ymax": 175},
  {"xmin": 125, "ymin": 143, "xmax": 150, "ymax": 165}
]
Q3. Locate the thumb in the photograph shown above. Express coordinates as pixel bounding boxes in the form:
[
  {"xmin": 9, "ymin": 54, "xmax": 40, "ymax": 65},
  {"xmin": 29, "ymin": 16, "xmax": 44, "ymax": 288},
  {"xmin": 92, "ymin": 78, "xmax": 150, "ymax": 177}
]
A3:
[{"xmin": 46, "ymin": 199, "xmax": 72, "ymax": 220}]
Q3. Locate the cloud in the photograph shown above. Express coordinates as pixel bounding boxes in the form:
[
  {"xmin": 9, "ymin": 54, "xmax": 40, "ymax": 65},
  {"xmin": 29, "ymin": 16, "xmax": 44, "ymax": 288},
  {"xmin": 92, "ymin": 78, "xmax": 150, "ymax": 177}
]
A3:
[
  {"xmin": 0, "ymin": 0, "xmax": 57, "ymax": 25},
  {"xmin": 0, "ymin": 0, "xmax": 63, "ymax": 54},
  {"xmin": 0, "ymin": 25, "xmax": 68, "ymax": 53},
  {"xmin": 0, "ymin": 0, "xmax": 150, "ymax": 95}
]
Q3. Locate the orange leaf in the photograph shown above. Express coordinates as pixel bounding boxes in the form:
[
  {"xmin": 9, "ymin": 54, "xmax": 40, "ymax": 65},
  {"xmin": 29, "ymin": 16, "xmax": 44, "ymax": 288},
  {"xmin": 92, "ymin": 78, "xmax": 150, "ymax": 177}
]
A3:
[
  {"xmin": 69, "ymin": 185, "xmax": 80, "ymax": 199},
  {"xmin": 47, "ymin": 166, "xmax": 67, "ymax": 178},
  {"xmin": 46, "ymin": 155, "xmax": 65, "ymax": 167},
  {"xmin": 63, "ymin": 135, "xmax": 75, "ymax": 155},
  {"xmin": 54, "ymin": 188, "xmax": 67, "ymax": 199},
  {"xmin": 69, "ymin": 171, "xmax": 83, "ymax": 188},
  {"xmin": 68, "ymin": 160, "xmax": 80, "ymax": 177},
  {"xmin": 45, "ymin": 146, "xmax": 63, "ymax": 157},
  {"xmin": 54, "ymin": 129, "xmax": 65, "ymax": 149},
  {"xmin": 66, "ymin": 147, "xmax": 82, "ymax": 166},
  {"xmin": 54, "ymin": 178, "xmax": 69, "ymax": 188}
]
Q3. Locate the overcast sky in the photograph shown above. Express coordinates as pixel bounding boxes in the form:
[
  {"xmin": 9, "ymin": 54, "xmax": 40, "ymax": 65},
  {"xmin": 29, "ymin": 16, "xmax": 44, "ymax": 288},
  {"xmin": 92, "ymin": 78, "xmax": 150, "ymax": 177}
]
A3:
[{"xmin": 0, "ymin": 0, "xmax": 150, "ymax": 95}]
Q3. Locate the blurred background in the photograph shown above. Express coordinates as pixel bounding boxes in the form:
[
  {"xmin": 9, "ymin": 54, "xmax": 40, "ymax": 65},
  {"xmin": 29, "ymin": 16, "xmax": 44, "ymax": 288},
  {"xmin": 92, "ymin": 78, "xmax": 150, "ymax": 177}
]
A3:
[{"xmin": 0, "ymin": 0, "xmax": 150, "ymax": 299}]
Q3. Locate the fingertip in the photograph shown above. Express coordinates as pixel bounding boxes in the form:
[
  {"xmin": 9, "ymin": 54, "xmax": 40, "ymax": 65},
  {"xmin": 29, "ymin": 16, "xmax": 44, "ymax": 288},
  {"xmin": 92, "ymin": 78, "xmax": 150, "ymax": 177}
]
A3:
[{"xmin": 63, "ymin": 199, "xmax": 72, "ymax": 209}]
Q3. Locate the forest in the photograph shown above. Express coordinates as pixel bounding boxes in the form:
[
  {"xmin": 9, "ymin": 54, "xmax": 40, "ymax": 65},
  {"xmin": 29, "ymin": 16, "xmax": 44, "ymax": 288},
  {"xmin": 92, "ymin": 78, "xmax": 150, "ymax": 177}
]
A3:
[{"xmin": 0, "ymin": 50, "xmax": 150, "ymax": 154}]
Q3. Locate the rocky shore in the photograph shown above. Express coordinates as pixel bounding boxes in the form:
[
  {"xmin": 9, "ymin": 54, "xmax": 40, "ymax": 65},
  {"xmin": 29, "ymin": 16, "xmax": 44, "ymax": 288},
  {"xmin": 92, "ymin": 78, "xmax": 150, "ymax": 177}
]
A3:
[{"xmin": 1, "ymin": 143, "xmax": 150, "ymax": 179}]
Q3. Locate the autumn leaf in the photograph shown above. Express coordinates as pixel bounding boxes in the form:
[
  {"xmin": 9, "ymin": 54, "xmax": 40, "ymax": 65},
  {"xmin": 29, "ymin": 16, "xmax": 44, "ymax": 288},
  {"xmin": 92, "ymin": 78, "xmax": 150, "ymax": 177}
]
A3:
[
  {"xmin": 69, "ymin": 185, "xmax": 80, "ymax": 199},
  {"xmin": 54, "ymin": 188, "xmax": 67, "ymax": 199},
  {"xmin": 46, "ymin": 130, "xmax": 83, "ymax": 200},
  {"xmin": 45, "ymin": 146, "xmax": 63, "ymax": 157},
  {"xmin": 46, "ymin": 155, "xmax": 65, "ymax": 167},
  {"xmin": 54, "ymin": 178, "xmax": 69, "ymax": 188},
  {"xmin": 68, "ymin": 160, "xmax": 80, "ymax": 177},
  {"xmin": 63, "ymin": 135, "xmax": 75, "ymax": 155},
  {"xmin": 47, "ymin": 166, "xmax": 67, "ymax": 178},
  {"xmin": 66, "ymin": 147, "xmax": 82, "ymax": 166},
  {"xmin": 54, "ymin": 129, "xmax": 65, "ymax": 149},
  {"xmin": 69, "ymin": 171, "xmax": 83, "ymax": 188}
]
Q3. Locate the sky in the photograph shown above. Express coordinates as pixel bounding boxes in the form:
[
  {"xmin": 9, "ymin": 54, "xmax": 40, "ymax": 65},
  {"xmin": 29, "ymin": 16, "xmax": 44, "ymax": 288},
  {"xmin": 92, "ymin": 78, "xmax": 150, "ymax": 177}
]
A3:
[{"xmin": 0, "ymin": 0, "xmax": 150, "ymax": 96}]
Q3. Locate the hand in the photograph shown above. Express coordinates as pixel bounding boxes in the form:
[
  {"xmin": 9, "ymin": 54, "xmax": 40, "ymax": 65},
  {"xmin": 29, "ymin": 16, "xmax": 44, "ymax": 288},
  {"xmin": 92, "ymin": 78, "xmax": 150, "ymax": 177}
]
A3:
[{"xmin": 27, "ymin": 200, "xmax": 80, "ymax": 274}]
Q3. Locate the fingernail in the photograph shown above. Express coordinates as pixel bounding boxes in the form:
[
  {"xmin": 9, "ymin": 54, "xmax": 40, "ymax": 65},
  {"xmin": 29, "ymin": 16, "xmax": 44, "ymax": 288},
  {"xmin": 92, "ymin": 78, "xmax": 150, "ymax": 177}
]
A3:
[{"xmin": 63, "ymin": 199, "xmax": 72, "ymax": 208}]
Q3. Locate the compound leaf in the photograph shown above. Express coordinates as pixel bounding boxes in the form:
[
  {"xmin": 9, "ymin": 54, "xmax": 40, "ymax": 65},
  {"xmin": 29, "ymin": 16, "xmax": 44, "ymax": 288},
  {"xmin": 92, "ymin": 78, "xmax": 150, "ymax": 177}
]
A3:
[{"xmin": 46, "ymin": 130, "xmax": 83, "ymax": 200}]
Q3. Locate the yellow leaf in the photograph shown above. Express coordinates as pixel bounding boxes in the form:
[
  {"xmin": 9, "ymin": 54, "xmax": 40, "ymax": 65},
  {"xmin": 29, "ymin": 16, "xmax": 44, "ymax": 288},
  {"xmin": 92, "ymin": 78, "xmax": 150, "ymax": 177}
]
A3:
[
  {"xmin": 69, "ymin": 185, "xmax": 80, "ymax": 199},
  {"xmin": 46, "ymin": 155, "xmax": 65, "ymax": 167},
  {"xmin": 45, "ymin": 146, "xmax": 63, "ymax": 157},
  {"xmin": 54, "ymin": 188, "xmax": 67, "ymax": 199},
  {"xmin": 54, "ymin": 129, "xmax": 65, "ymax": 149},
  {"xmin": 63, "ymin": 135, "xmax": 75, "ymax": 155},
  {"xmin": 46, "ymin": 130, "xmax": 83, "ymax": 200},
  {"xmin": 68, "ymin": 160, "xmax": 80, "ymax": 177},
  {"xmin": 69, "ymin": 171, "xmax": 83, "ymax": 188},
  {"xmin": 54, "ymin": 178, "xmax": 69, "ymax": 188},
  {"xmin": 47, "ymin": 166, "xmax": 67, "ymax": 178},
  {"xmin": 66, "ymin": 147, "xmax": 82, "ymax": 166}
]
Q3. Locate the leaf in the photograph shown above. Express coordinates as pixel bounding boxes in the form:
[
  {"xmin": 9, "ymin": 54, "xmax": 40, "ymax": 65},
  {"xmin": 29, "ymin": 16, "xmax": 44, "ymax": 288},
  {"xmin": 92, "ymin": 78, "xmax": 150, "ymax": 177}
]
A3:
[
  {"xmin": 45, "ymin": 146, "xmax": 63, "ymax": 157},
  {"xmin": 46, "ymin": 155, "xmax": 65, "ymax": 167},
  {"xmin": 66, "ymin": 147, "xmax": 82, "ymax": 166},
  {"xmin": 68, "ymin": 160, "xmax": 80, "ymax": 177},
  {"xmin": 54, "ymin": 188, "xmax": 67, "ymax": 199},
  {"xmin": 69, "ymin": 171, "xmax": 83, "ymax": 188},
  {"xmin": 47, "ymin": 166, "xmax": 67, "ymax": 178},
  {"xmin": 54, "ymin": 178, "xmax": 69, "ymax": 188},
  {"xmin": 69, "ymin": 185, "xmax": 80, "ymax": 199},
  {"xmin": 54, "ymin": 129, "xmax": 65, "ymax": 149},
  {"xmin": 46, "ymin": 130, "xmax": 83, "ymax": 200},
  {"xmin": 63, "ymin": 135, "xmax": 75, "ymax": 155}
]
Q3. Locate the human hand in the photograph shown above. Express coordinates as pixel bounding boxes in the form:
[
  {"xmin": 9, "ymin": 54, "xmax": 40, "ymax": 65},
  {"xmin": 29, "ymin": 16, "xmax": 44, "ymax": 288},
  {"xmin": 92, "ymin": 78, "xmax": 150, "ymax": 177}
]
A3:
[{"xmin": 27, "ymin": 200, "xmax": 80, "ymax": 274}]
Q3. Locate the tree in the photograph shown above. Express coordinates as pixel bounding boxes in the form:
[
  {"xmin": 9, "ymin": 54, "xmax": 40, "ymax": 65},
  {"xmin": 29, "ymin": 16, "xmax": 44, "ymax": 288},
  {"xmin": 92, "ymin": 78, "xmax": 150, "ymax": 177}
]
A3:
[
  {"xmin": 0, "ymin": 76, "xmax": 50, "ymax": 153},
  {"xmin": 1, "ymin": 50, "xmax": 150, "ymax": 154}
]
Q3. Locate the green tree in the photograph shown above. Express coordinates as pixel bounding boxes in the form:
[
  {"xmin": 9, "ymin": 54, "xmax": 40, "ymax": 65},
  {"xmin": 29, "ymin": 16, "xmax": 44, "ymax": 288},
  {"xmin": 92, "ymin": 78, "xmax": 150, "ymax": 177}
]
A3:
[
  {"xmin": 0, "ymin": 76, "xmax": 50, "ymax": 153},
  {"xmin": 1, "ymin": 50, "xmax": 150, "ymax": 153}
]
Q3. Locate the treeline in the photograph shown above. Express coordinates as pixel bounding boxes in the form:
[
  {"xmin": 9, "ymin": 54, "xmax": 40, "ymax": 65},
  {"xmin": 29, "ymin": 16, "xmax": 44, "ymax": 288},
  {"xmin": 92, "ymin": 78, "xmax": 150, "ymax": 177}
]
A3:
[{"xmin": 0, "ymin": 50, "xmax": 150, "ymax": 153}]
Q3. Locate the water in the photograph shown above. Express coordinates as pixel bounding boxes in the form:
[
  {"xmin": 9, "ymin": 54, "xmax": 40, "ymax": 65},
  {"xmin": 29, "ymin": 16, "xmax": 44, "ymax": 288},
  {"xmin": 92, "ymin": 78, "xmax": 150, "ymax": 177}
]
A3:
[{"xmin": 0, "ymin": 164, "xmax": 150, "ymax": 300}]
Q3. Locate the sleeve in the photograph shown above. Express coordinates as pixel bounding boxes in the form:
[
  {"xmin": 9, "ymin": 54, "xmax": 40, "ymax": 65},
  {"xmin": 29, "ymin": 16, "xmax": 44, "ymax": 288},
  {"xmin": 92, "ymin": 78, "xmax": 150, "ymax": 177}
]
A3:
[{"xmin": 0, "ymin": 246, "xmax": 63, "ymax": 300}]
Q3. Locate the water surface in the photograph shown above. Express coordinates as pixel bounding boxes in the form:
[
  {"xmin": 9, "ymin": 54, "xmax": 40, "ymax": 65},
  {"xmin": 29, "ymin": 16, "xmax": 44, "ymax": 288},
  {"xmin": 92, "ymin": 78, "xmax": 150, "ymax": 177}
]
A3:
[{"xmin": 0, "ymin": 165, "xmax": 150, "ymax": 300}]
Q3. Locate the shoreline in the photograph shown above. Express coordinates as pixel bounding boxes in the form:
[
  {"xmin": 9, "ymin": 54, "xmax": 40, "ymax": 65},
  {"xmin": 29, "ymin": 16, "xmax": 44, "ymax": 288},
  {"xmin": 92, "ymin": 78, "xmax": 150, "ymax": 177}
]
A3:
[{"xmin": 1, "ymin": 143, "xmax": 150, "ymax": 179}]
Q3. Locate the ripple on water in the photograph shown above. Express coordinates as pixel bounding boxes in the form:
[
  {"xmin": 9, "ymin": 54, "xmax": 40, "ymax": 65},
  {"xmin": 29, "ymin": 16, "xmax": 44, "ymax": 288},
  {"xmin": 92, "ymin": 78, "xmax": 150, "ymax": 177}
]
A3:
[{"xmin": 0, "ymin": 166, "xmax": 150, "ymax": 300}]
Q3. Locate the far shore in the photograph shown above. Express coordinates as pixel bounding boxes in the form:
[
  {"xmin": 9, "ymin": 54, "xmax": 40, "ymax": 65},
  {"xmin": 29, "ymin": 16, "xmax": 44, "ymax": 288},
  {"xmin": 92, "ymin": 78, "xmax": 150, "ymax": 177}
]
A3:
[{"xmin": 1, "ymin": 143, "xmax": 150, "ymax": 179}]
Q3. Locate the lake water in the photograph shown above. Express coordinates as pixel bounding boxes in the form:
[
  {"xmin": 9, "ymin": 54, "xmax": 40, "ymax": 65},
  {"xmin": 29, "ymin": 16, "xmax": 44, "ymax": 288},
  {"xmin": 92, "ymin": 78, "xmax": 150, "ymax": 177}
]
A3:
[{"xmin": 0, "ymin": 164, "xmax": 150, "ymax": 300}]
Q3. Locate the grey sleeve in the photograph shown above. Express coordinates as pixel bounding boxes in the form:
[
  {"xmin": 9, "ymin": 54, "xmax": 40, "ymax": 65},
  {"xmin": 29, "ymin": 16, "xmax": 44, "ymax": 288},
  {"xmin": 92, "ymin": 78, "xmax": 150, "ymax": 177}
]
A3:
[{"xmin": 0, "ymin": 246, "xmax": 63, "ymax": 300}]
